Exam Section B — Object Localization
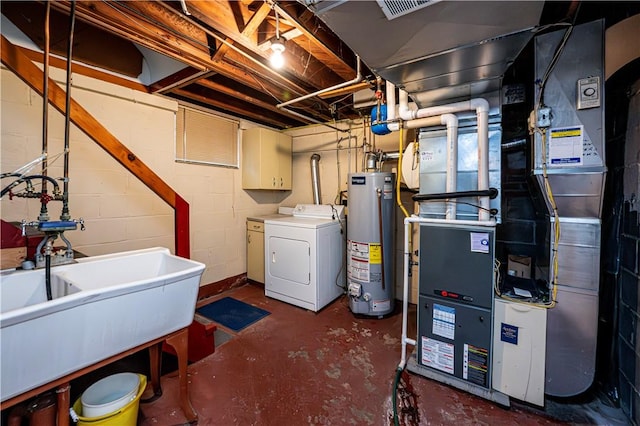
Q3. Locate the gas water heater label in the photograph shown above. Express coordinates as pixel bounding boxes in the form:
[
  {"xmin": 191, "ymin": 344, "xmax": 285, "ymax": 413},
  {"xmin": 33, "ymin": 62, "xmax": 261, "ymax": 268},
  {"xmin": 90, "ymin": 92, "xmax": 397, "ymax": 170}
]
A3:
[
  {"xmin": 432, "ymin": 304, "xmax": 455, "ymax": 340},
  {"xmin": 422, "ymin": 337, "xmax": 454, "ymax": 375},
  {"xmin": 348, "ymin": 240, "xmax": 370, "ymax": 282},
  {"xmin": 369, "ymin": 243, "xmax": 381, "ymax": 264},
  {"xmin": 470, "ymin": 232, "xmax": 490, "ymax": 253}
]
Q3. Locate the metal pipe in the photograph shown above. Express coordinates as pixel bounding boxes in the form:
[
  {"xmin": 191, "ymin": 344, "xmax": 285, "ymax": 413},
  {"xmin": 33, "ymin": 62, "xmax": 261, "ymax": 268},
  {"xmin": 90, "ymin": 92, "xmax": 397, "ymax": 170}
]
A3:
[
  {"xmin": 179, "ymin": 0, "xmax": 192, "ymax": 15},
  {"xmin": 39, "ymin": 1, "xmax": 51, "ymax": 222},
  {"xmin": 377, "ymin": 188, "xmax": 385, "ymax": 290},
  {"xmin": 278, "ymin": 106, "xmax": 349, "ymax": 133},
  {"xmin": 310, "ymin": 153, "xmax": 322, "ymax": 204},
  {"xmin": 61, "ymin": 0, "xmax": 76, "ymax": 221},
  {"xmin": 277, "ymin": 55, "xmax": 362, "ymax": 108}
]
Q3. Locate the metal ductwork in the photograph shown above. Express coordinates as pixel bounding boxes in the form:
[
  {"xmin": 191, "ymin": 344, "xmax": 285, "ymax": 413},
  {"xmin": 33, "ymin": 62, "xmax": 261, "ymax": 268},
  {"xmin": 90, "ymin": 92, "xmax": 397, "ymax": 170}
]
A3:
[
  {"xmin": 305, "ymin": 0, "xmax": 544, "ymax": 106},
  {"xmin": 310, "ymin": 153, "xmax": 322, "ymax": 204}
]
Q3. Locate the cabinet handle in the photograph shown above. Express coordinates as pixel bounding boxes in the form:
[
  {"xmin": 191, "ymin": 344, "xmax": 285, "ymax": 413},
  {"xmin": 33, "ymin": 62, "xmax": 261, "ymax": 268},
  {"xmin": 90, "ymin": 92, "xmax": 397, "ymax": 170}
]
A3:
[
  {"xmin": 248, "ymin": 234, "xmax": 251, "ymax": 243},
  {"xmin": 280, "ymin": 177, "xmax": 283, "ymax": 187},
  {"xmin": 272, "ymin": 177, "xmax": 276, "ymax": 187}
]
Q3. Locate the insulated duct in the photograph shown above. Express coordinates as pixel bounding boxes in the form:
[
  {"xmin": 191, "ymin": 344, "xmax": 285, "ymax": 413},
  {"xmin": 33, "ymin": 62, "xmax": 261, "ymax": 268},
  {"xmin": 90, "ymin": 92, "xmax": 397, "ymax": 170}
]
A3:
[{"xmin": 310, "ymin": 153, "xmax": 322, "ymax": 205}]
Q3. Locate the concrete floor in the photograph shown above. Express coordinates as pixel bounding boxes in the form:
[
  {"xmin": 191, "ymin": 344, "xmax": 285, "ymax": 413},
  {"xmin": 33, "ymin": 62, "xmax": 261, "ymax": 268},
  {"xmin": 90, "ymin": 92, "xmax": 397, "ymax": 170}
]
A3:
[{"xmin": 138, "ymin": 284, "xmax": 624, "ymax": 425}]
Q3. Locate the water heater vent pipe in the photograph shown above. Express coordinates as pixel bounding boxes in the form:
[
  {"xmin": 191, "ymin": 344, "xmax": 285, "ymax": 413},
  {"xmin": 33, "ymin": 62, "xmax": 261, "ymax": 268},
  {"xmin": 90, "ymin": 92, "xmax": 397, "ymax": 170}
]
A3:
[{"xmin": 310, "ymin": 153, "xmax": 322, "ymax": 205}]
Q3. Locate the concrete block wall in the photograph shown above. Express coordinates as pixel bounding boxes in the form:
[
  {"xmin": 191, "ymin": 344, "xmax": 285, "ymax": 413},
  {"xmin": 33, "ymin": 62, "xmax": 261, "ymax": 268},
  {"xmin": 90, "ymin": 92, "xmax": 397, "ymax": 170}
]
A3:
[
  {"xmin": 0, "ymin": 66, "xmax": 284, "ymax": 285},
  {"xmin": 619, "ymin": 78, "xmax": 640, "ymax": 425},
  {"xmin": 620, "ymin": 204, "xmax": 639, "ymax": 424}
]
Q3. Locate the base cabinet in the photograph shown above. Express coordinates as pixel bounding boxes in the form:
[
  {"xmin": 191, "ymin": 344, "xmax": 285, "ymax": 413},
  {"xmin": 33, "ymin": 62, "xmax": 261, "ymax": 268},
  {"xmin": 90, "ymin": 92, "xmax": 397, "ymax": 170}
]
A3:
[{"xmin": 246, "ymin": 220, "xmax": 265, "ymax": 283}]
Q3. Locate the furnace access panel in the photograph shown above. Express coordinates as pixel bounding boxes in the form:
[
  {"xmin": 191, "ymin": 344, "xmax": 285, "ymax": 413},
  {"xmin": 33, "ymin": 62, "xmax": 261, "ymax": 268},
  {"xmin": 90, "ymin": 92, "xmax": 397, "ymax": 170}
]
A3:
[{"xmin": 417, "ymin": 223, "xmax": 496, "ymax": 388}]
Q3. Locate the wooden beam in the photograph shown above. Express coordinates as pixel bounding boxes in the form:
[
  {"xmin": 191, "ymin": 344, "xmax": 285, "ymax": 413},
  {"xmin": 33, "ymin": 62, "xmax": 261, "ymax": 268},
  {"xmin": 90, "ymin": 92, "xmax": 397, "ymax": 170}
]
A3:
[
  {"xmin": 18, "ymin": 45, "xmax": 149, "ymax": 93},
  {"xmin": 51, "ymin": 1, "xmax": 326, "ymax": 112},
  {"xmin": 276, "ymin": 2, "xmax": 359, "ymax": 80},
  {"xmin": 165, "ymin": 1, "xmax": 344, "ymax": 91},
  {"xmin": 196, "ymin": 78, "xmax": 322, "ymax": 121},
  {"xmin": 1, "ymin": 35, "xmax": 191, "ymax": 258},
  {"xmin": 171, "ymin": 88, "xmax": 299, "ymax": 128},
  {"xmin": 212, "ymin": 1, "xmax": 271, "ymax": 62}
]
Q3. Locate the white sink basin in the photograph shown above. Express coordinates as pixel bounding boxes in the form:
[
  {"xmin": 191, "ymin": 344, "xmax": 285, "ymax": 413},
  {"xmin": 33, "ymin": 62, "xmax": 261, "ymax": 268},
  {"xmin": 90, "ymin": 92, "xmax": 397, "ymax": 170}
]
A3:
[{"xmin": 0, "ymin": 247, "xmax": 205, "ymax": 402}]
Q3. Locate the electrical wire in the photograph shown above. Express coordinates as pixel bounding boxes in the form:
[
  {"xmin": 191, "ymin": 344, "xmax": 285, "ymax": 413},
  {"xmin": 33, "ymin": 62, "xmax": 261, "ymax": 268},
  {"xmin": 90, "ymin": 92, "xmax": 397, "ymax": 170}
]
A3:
[{"xmin": 396, "ymin": 126, "xmax": 410, "ymax": 218}]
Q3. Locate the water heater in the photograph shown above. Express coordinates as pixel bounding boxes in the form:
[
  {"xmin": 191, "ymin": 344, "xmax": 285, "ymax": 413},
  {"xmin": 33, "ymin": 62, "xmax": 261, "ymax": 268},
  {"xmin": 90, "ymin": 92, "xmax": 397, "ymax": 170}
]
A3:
[{"xmin": 347, "ymin": 172, "xmax": 395, "ymax": 316}]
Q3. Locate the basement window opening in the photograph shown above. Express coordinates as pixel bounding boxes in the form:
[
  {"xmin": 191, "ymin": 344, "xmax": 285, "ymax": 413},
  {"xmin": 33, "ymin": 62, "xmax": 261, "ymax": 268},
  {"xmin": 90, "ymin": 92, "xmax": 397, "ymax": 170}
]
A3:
[{"xmin": 175, "ymin": 106, "xmax": 239, "ymax": 168}]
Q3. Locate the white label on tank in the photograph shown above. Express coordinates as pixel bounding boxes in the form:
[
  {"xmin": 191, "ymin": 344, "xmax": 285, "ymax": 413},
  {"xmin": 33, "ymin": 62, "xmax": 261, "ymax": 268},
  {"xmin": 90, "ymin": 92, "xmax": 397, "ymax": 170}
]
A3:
[
  {"xmin": 348, "ymin": 240, "xmax": 370, "ymax": 282},
  {"xmin": 422, "ymin": 337, "xmax": 454, "ymax": 375},
  {"xmin": 383, "ymin": 183, "xmax": 393, "ymax": 199},
  {"xmin": 432, "ymin": 304, "xmax": 455, "ymax": 340},
  {"xmin": 372, "ymin": 299, "xmax": 390, "ymax": 312}
]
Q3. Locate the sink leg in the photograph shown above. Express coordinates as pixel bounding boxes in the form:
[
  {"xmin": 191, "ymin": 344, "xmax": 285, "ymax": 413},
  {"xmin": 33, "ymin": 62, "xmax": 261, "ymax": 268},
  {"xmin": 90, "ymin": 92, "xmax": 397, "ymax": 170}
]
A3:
[
  {"xmin": 165, "ymin": 328, "xmax": 198, "ymax": 423},
  {"xmin": 55, "ymin": 382, "xmax": 70, "ymax": 426}
]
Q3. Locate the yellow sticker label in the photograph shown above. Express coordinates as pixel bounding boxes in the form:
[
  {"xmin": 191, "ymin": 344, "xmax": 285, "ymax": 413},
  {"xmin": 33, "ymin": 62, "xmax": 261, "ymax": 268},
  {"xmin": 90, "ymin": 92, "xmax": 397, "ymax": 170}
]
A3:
[{"xmin": 369, "ymin": 243, "xmax": 381, "ymax": 264}]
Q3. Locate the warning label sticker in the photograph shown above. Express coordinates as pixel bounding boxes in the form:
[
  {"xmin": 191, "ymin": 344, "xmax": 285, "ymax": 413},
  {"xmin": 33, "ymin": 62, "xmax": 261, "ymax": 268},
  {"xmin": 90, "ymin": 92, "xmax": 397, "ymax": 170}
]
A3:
[
  {"xmin": 369, "ymin": 243, "xmax": 381, "ymax": 264},
  {"xmin": 463, "ymin": 343, "xmax": 488, "ymax": 387},
  {"xmin": 421, "ymin": 337, "xmax": 454, "ymax": 375},
  {"xmin": 347, "ymin": 240, "xmax": 370, "ymax": 282}
]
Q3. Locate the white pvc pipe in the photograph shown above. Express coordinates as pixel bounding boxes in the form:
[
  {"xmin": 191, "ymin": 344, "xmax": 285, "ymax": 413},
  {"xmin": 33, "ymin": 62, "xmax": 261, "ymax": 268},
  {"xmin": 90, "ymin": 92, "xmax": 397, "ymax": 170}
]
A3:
[
  {"xmin": 392, "ymin": 88, "xmax": 491, "ymax": 221},
  {"xmin": 442, "ymin": 114, "xmax": 459, "ymax": 220},
  {"xmin": 398, "ymin": 215, "xmax": 496, "ymax": 369},
  {"xmin": 386, "ymin": 81, "xmax": 396, "ymax": 121},
  {"xmin": 472, "ymin": 99, "xmax": 491, "ymax": 221},
  {"xmin": 387, "ymin": 116, "xmax": 441, "ymax": 132}
]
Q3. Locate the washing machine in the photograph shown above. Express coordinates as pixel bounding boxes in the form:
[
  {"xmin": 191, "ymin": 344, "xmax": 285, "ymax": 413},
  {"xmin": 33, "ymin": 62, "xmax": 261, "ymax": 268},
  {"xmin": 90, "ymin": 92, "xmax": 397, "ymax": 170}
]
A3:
[{"xmin": 264, "ymin": 204, "xmax": 345, "ymax": 312}]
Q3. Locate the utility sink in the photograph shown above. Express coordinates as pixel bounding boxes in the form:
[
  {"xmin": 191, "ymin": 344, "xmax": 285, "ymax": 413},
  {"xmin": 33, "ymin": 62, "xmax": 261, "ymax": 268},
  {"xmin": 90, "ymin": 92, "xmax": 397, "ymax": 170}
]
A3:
[{"xmin": 0, "ymin": 247, "xmax": 205, "ymax": 402}]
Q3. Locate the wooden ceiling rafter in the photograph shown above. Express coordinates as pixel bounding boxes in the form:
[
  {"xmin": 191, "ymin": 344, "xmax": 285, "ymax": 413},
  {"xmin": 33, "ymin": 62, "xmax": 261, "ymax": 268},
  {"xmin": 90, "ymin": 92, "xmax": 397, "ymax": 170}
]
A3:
[
  {"xmin": 171, "ymin": 88, "xmax": 296, "ymax": 129},
  {"xmin": 48, "ymin": 1, "xmax": 321, "ymax": 124},
  {"xmin": 11, "ymin": 1, "xmax": 365, "ymax": 128},
  {"xmin": 161, "ymin": 1, "xmax": 346, "ymax": 97},
  {"xmin": 275, "ymin": 2, "xmax": 360, "ymax": 81}
]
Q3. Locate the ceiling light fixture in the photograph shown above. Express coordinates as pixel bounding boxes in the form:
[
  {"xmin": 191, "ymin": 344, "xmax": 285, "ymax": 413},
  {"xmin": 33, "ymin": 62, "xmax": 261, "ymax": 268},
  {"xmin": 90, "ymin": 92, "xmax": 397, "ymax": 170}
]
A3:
[{"xmin": 270, "ymin": 8, "xmax": 285, "ymax": 69}]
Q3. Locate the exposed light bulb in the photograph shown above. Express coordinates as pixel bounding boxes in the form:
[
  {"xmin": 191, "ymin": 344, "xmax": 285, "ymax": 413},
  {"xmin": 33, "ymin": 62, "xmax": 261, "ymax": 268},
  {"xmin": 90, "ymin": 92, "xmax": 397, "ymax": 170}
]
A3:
[{"xmin": 270, "ymin": 40, "xmax": 285, "ymax": 69}]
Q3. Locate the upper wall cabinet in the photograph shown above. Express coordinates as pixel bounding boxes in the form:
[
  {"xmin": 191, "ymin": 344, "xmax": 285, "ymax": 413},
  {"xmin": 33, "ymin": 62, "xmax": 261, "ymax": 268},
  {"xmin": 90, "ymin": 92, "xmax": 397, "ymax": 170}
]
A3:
[{"xmin": 242, "ymin": 128, "xmax": 292, "ymax": 190}]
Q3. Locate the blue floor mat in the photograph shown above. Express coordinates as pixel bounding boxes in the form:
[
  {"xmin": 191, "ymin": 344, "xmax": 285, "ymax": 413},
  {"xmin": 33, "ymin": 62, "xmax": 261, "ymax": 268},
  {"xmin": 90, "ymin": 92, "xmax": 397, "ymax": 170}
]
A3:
[{"xmin": 197, "ymin": 297, "xmax": 270, "ymax": 332}]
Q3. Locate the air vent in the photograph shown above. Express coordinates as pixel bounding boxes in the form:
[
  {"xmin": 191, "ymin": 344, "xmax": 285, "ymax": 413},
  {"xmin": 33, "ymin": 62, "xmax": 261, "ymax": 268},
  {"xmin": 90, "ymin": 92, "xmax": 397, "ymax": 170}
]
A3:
[{"xmin": 376, "ymin": 0, "xmax": 440, "ymax": 20}]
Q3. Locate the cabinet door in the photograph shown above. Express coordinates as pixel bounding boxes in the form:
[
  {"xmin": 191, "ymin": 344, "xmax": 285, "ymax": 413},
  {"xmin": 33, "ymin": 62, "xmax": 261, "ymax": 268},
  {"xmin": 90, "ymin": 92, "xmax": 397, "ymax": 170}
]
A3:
[
  {"xmin": 247, "ymin": 227, "xmax": 265, "ymax": 283},
  {"xmin": 277, "ymin": 133, "xmax": 292, "ymax": 190},
  {"xmin": 242, "ymin": 128, "xmax": 291, "ymax": 190}
]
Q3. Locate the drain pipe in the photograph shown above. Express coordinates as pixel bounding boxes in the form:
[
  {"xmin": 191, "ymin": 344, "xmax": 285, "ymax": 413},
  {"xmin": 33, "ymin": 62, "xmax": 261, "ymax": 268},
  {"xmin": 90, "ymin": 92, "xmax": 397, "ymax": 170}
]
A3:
[{"xmin": 310, "ymin": 153, "xmax": 322, "ymax": 205}]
